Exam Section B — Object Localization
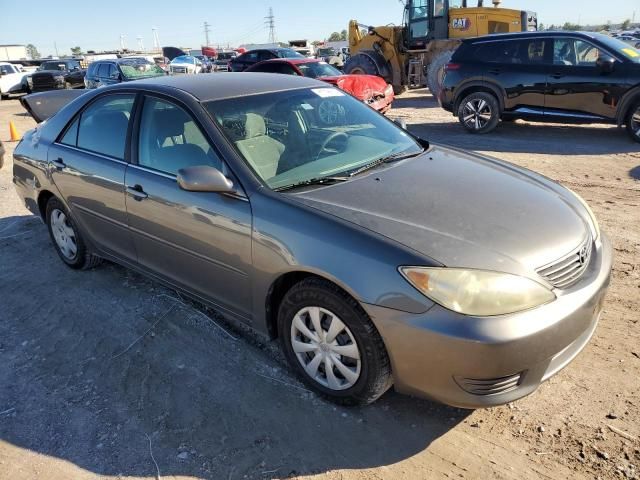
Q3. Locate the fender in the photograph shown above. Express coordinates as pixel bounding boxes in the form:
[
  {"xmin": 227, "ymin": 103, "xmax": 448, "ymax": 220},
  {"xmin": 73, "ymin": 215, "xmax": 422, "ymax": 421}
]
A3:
[
  {"xmin": 616, "ymin": 84, "xmax": 640, "ymax": 126},
  {"xmin": 453, "ymin": 79, "xmax": 506, "ymax": 113}
]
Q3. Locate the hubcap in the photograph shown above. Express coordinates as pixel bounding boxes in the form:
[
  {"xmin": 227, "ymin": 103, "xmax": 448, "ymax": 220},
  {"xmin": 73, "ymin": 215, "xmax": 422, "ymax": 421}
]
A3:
[
  {"xmin": 290, "ymin": 306, "xmax": 361, "ymax": 391},
  {"xmin": 632, "ymin": 107, "xmax": 640, "ymax": 138},
  {"xmin": 462, "ymin": 99, "xmax": 493, "ymax": 130},
  {"xmin": 50, "ymin": 209, "xmax": 77, "ymax": 260}
]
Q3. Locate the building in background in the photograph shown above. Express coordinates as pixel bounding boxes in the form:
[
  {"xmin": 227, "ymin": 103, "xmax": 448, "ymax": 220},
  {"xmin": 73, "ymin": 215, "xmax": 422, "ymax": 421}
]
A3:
[{"xmin": 0, "ymin": 45, "xmax": 28, "ymax": 61}]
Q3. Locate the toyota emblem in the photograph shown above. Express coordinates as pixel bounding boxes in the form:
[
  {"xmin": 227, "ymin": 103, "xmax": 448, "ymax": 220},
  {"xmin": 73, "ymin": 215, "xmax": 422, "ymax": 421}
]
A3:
[{"xmin": 578, "ymin": 246, "xmax": 588, "ymax": 266}]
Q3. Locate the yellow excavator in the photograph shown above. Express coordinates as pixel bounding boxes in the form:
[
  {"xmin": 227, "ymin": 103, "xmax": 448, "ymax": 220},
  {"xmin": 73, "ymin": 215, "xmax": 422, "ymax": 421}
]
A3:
[{"xmin": 345, "ymin": 0, "xmax": 537, "ymax": 96}]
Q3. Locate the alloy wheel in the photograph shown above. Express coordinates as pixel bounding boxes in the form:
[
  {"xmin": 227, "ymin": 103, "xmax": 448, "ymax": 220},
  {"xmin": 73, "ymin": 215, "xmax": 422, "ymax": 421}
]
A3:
[
  {"xmin": 50, "ymin": 209, "xmax": 77, "ymax": 260},
  {"xmin": 462, "ymin": 99, "xmax": 493, "ymax": 130},
  {"xmin": 290, "ymin": 306, "xmax": 361, "ymax": 390},
  {"xmin": 631, "ymin": 107, "xmax": 640, "ymax": 139}
]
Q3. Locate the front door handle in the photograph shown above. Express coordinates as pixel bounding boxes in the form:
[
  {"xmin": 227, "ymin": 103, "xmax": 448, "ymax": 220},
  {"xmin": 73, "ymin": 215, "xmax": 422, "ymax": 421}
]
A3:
[
  {"xmin": 51, "ymin": 158, "xmax": 66, "ymax": 170},
  {"xmin": 551, "ymin": 73, "xmax": 564, "ymax": 79},
  {"xmin": 488, "ymin": 68, "xmax": 501, "ymax": 75},
  {"xmin": 126, "ymin": 184, "xmax": 148, "ymax": 201}
]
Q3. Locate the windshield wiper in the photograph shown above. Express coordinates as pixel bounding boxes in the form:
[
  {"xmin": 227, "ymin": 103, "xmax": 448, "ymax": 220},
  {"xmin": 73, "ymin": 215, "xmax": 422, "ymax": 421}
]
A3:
[
  {"xmin": 274, "ymin": 176, "xmax": 349, "ymax": 192},
  {"xmin": 347, "ymin": 149, "xmax": 424, "ymax": 178}
]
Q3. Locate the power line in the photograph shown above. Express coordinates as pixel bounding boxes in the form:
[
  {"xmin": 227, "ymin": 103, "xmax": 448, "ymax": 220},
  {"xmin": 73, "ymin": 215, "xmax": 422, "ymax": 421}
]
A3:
[
  {"xmin": 265, "ymin": 7, "xmax": 276, "ymax": 44},
  {"xmin": 203, "ymin": 21, "xmax": 211, "ymax": 46}
]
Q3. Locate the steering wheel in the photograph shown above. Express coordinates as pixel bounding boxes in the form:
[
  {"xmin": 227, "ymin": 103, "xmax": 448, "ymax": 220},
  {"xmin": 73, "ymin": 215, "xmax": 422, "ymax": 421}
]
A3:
[{"xmin": 316, "ymin": 132, "xmax": 348, "ymax": 160}]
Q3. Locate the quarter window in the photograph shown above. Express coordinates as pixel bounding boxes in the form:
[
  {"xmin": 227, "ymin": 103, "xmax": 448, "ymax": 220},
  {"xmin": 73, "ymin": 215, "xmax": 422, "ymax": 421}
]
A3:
[
  {"xmin": 137, "ymin": 97, "xmax": 223, "ymax": 175},
  {"xmin": 75, "ymin": 94, "xmax": 135, "ymax": 159}
]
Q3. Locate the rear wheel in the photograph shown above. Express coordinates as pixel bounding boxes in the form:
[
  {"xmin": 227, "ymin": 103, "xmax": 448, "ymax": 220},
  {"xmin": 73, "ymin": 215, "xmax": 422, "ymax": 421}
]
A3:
[
  {"xmin": 457, "ymin": 92, "xmax": 500, "ymax": 134},
  {"xmin": 426, "ymin": 49, "xmax": 455, "ymax": 99},
  {"xmin": 344, "ymin": 53, "xmax": 379, "ymax": 77},
  {"xmin": 625, "ymin": 101, "xmax": 640, "ymax": 143},
  {"xmin": 46, "ymin": 197, "xmax": 102, "ymax": 270},
  {"xmin": 278, "ymin": 278, "xmax": 392, "ymax": 405}
]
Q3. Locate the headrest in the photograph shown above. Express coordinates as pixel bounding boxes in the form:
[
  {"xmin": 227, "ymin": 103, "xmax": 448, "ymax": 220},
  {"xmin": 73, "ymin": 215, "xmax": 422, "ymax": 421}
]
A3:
[
  {"xmin": 244, "ymin": 113, "xmax": 266, "ymax": 139},
  {"xmin": 153, "ymin": 107, "xmax": 187, "ymax": 139}
]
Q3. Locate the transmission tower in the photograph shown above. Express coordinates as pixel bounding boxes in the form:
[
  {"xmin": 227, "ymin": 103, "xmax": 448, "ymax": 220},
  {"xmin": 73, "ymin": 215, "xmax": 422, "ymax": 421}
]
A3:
[
  {"xmin": 137, "ymin": 36, "xmax": 144, "ymax": 52},
  {"xmin": 152, "ymin": 27, "xmax": 160, "ymax": 52},
  {"xmin": 204, "ymin": 21, "xmax": 211, "ymax": 46},
  {"xmin": 265, "ymin": 8, "xmax": 276, "ymax": 44}
]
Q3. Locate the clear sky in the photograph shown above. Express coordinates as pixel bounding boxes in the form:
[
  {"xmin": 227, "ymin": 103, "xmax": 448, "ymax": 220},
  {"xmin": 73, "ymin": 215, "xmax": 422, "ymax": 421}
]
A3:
[{"xmin": 0, "ymin": 0, "xmax": 638, "ymax": 56}]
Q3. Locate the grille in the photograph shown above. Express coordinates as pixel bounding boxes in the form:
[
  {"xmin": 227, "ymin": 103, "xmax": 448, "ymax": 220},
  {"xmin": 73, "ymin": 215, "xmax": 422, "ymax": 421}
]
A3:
[
  {"xmin": 537, "ymin": 235, "xmax": 592, "ymax": 289},
  {"xmin": 32, "ymin": 74, "xmax": 56, "ymax": 88},
  {"xmin": 455, "ymin": 372, "xmax": 522, "ymax": 396},
  {"xmin": 172, "ymin": 66, "xmax": 187, "ymax": 74}
]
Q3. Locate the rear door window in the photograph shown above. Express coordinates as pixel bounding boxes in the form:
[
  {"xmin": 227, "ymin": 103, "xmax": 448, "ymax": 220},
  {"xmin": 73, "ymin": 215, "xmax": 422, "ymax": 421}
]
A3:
[
  {"xmin": 74, "ymin": 94, "xmax": 136, "ymax": 159},
  {"xmin": 474, "ymin": 39, "xmax": 549, "ymax": 65},
  {"xmin": 97, "ymin": 63, "xmax": 110, "ymax": 78}
]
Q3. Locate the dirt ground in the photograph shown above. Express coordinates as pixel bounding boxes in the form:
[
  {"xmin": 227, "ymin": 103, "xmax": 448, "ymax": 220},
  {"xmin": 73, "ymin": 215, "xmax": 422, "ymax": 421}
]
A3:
[{"xmin": 0, "ymin": 89, "xmax": 638, "ymax": 480}]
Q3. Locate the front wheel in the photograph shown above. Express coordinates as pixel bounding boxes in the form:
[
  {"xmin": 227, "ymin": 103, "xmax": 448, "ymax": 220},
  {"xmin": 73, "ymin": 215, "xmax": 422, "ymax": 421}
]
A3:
[
  {"xmin": 625, "ymin": 101, "xmax": 640, "ymax": 143},
  {"xmin": 46, "ymin": 197, "xmax": 102, "ymax": 269},
  {"xmin": 278, "ymin": 278, "xmax": 392, "ymax": 405},
  {"xmin": 457, "ymin": 92, "xmax": 500, "ymax": 134}
]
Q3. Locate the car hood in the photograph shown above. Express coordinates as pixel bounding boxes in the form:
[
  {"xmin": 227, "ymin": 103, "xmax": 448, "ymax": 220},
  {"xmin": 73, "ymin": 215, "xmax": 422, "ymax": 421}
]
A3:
[
  {"xmin": 291, "ymin": 145, "xmax": 588, "ymax": 277},
  {"xmin": 320, "ymin": 74, "xmax": 389, "ymax": 99}
]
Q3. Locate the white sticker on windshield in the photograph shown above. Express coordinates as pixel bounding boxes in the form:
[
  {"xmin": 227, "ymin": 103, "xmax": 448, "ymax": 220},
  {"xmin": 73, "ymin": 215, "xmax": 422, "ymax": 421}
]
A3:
[
  {"xmin": 312, "ymin": 88, "xmax": 345, "ymax": 98},
  {"xmin": 301, "ymin": 103, "xmax": 314, "ymax": 110}
]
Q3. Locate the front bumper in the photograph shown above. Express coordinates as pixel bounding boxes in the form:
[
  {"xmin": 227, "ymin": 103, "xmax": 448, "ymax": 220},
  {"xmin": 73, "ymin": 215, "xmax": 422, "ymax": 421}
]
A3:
[{"xmin": 363, "ymin": 233, "xmax": 613, "ymax": 408}]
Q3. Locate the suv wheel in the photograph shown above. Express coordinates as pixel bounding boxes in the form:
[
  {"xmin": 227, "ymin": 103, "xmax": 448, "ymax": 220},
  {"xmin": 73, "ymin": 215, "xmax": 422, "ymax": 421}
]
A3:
[
  {"xmin": 626, "ymin": 101, "xmax": 640, "ymax": 143},
  {"xmin": 458, "ymin": 92, "xmax": 500, "ymax": 134},
  {"xmin": 278, "ymin": 278, "xmax": 392, "ymax": 405}
]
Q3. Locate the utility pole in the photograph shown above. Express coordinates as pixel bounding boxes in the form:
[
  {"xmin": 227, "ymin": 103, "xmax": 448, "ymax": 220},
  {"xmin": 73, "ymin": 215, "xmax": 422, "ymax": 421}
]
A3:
[
  {"xmin": 152, "ymin": 27, "xmax": 160, "ymax": 52},
  {"xmin": 120, "ymin": 34, "xmax": 127, "ymax": 51},
  {"xmin": 204, "ymin": 21, "xmax": 212, "ymax": 46},
  {"xmin": 54, "ymin": 41, "xmax": 59, "ymax": 57},
  {"xmin": 265, "ymin": 8, "xmax": 276, "ymax": 44},
  {"xmin": 137, "ymin": 36, "xmax": 144, "ymax": 52}
]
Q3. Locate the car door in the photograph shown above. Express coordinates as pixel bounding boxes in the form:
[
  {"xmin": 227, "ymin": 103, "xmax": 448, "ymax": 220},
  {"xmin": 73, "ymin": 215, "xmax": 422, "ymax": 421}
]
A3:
[
  {"xmin": 0, "ymin": 64, "xmax": 23, "ymax": 93},
  {"xmin": 47, "ymin": 93, "xmax": 138, "ymax": 261},
  {"xmin": 124, "ymin": 95, "xmax": 253, "ymax": 318},
  {"xmin": 96, "ymin": 63, "xmax": 110, "ymax": 87},
  {"xmin": 66, "ymin": 62, "xmax": 84, "ymax": 87},
  {"xmin": 545, "ymin": 37, "xmax": 630, "ymax": 120},
  {"xmin": 477, "ymin": 38, "xmax": 550, "ymax": 115}
]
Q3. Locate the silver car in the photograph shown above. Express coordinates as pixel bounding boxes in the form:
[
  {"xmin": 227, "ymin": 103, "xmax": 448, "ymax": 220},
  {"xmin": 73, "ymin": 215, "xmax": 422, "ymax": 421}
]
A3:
[{"xmin": 13, "ymin": 74, "xmax": 612, "ymax": 407}]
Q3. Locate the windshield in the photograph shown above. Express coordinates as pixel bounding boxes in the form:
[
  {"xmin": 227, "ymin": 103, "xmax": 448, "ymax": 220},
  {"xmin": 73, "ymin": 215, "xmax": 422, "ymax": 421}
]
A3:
[
  {"xmin": 205, "ymin": 88, "xmax": 422, "ymax": 190},
  {"xmin": 317, "ymin": 48, "xmax": 336, "ymax": 57},
  {"xmin": 278, "ymin": 49, "xmax": 305, "ymax": 58},
  {"xmin": 298, "ymin": 61, "xmax": 342, "ymax": 78},
  {"xmin": 41, "ymin": 62, "xmax": 71, "ymax": 71},
  {"xmin": 119, "ymin": 60, "xmax": 165, "ymax": 79},
  {"xmin": 171, "ymin": 56, "xmax": 195, "ymax": 64},
  {"xmin": 593, "ymin": 33, "xmax": 640, "ymax": 63},
  {"xmin": 217, "ymin": 52, "xmax": 235, "ymax": 60}
]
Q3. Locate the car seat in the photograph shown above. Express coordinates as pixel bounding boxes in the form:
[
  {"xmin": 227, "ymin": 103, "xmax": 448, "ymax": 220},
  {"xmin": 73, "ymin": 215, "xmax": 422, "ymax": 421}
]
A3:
[{"xmin": 235, "ymin": 113, "xmax": 284, "ymax": 180}]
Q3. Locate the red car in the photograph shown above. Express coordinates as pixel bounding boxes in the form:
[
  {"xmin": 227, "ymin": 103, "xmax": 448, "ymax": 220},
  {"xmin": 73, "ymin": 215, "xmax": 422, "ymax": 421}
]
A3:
[{"xmin": 245, "ymin": 58, "xmax": 394, "ymax": 114}]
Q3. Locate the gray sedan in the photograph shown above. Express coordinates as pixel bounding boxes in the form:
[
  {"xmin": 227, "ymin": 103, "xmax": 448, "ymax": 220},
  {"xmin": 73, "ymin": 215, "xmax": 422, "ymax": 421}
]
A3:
[{"xmin": 13, "ymin": 74, "xmax": 612, "ymax": 407}]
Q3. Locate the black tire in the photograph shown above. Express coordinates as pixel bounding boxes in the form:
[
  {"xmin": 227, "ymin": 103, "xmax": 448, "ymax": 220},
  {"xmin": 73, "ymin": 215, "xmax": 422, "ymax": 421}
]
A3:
[
  {"xmin": 393, "ymin": 85, "xmax": 407, "ymax": 96},
  {"xmin": 457, "ymin": 91, "xmax": 500, "ymax": 134},
  {"xmin": 625, "ymin": 101, "xmax": 640, "ymax": 143},
  {"xmin": 426, "ymin": 49, "xmax": 455, "ymax": 99},
  {"xmin": 45, "ymin": 197, "xmax": 102, "ymax": 270},
  {"xmin": 278, "ymin": 277, "xmax": 392, "ymax": 405},
  {"xmin": 344, "ymin": 53, "xmax": 379, "ymax": 77}
]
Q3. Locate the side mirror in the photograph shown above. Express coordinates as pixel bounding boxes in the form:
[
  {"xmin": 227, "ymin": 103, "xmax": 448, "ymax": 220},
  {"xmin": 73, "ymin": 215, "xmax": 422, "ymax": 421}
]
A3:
[
  {"xmin": 393, "ymin": 118, "xmax": 407, "ymax": 130},
  {"xmin": 177, "ymin": 165, "xmax": 235, "ymax": 193},
  {"xmin": 596, "ymin": 55, "xmax": 615, "ymax": 73}
]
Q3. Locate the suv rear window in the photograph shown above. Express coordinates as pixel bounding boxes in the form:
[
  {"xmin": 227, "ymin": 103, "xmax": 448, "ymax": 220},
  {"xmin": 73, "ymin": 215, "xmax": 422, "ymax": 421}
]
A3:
[{"xmin": 470, "ymin": 39, "xmax": 548, "ymax": 65}]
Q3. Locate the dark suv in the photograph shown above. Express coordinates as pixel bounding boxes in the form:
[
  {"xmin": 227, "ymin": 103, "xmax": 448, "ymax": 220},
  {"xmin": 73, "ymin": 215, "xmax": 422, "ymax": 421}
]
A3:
[
  {"xmin": 228, "ymin": 48, "xmax": 304, "ymax": 72},
  {"xmin": 85, "ymin": 58, "xmax": 165, "ymax": 89},
  {"xmin": 29, "ymin": 59, "xmax": 86, "ymax": 92},
  {"xmin": 439, "ymin": 31, "xmax": 640, "ymax": 142}
]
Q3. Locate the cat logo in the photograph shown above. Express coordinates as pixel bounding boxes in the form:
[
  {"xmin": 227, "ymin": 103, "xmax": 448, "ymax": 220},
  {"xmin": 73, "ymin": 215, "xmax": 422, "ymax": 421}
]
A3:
[{"xmin": 452, "ymin": 17, "xmax": 471, "ymax": 31}]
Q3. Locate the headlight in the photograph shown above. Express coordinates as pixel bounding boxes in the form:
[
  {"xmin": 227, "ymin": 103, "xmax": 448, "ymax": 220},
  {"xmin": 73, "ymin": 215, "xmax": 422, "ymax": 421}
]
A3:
[
  {"xmin": 566, "ymin": 188, "xmax": 600, "ymax": 241},
  {"xmin": 399, "ymin": 267, "xmax": 556, "ymax": 316},
  {"xmin": 384, "ymin": 84, "xmax": 393, "ymax": 96},
  {"xmin": 54, "ymin": 75, "xmax": 64, "ymax": 83},
  {"xmin": 27, "ymin": 76, "xmax": 33, "ymax": 86}
]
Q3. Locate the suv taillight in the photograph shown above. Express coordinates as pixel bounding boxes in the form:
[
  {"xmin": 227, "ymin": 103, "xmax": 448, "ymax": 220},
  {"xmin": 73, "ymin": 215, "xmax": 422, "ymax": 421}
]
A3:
[{"xmin": 445, "ymin": 63, "xmax": 461, "ymax": 72}]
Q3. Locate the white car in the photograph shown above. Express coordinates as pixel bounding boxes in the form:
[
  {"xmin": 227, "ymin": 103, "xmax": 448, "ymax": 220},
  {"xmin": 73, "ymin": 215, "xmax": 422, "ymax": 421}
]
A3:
[
  {"xmin": 168, "ymin": 55, "xmax": 204, "ymax": 75},
  {"xmin": 0, "ymin": 62, "xmax": 29, "ymax": 98}
]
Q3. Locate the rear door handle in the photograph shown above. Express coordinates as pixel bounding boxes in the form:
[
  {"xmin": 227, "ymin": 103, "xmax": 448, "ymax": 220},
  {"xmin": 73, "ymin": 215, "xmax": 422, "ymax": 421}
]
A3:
[
  {"xmin": 126, "ymin": 184, "xmax": 148, "ymax": 201},
  {"xmin": 488, "ymin": 68, "xmax": 501, "ymax": 75},
  {"xmin": 51, "ymin": 158, "xmax": 66, "ymax": 170},
  {"xmin": 551, "ymin": 73, "xmax": 564, "ymax": 79}
]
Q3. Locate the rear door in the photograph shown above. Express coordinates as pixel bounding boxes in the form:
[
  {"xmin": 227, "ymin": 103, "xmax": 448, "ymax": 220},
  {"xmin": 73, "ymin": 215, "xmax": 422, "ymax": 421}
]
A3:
[
  {"xmin": 476, "ymin": 37, "xmax": 550, "ymax": 114},
  {"xmin": 545, "ymin": 37, "xmax": 629, "ymax": 120},
  {"xmin": 47, "ymin": 93, "xmax": 137, "ymax": 261},
  {"xmin": 124, "ymin": 95, "xmax": 253, "ymax": 317}
]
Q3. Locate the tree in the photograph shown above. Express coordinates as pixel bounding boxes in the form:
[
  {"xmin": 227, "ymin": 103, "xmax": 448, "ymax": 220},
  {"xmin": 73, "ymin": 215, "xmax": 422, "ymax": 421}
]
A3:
[
  {"xmin": 340, "ymin": 29, "xmax": 348, "ymax": 41},
  {"xmin": 327, "ymin": 32, "xmax": 342, "ymax": 42},
  {"xmin": 25, "ymin": 44, "xmax": 40, "ymax": 59},
  {"xmin": 70, "ymin": 46, "xmax": 83, "ymax": 56},
  {"xmin": 621, "ymin": 18, "xmax": 631, "ymax": 30},
  {"xmin": 562, "ymin": 22, "xmax": 582, "ymax": 31},
  {"xmin": 538, "ymin": 23, "xmax": 545, "ymax": 31}
]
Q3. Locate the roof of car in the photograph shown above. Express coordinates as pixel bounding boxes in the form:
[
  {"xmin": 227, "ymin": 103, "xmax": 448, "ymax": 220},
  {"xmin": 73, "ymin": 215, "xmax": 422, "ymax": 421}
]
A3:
[
  {"xmin": 261, "ymin": 58, "xmax": 321, "ymax": 65},
  {"xmin": 463, "ymin": 30, "xmax": 608, "ymax": 43},
  {"xmin": 109, "ymin": 72, "xmax": 326, "ymax": 101}
]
